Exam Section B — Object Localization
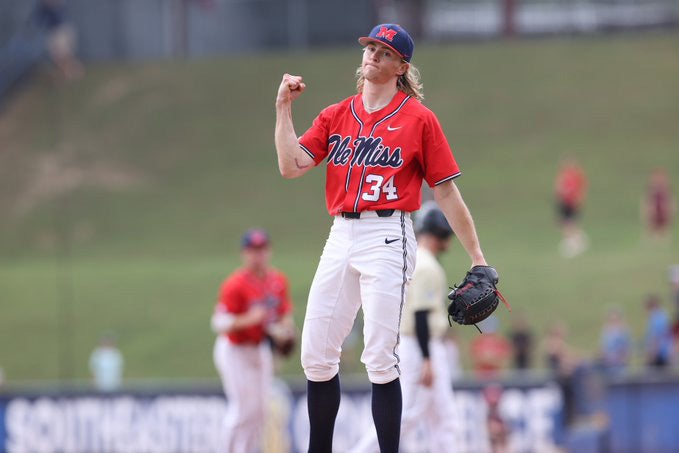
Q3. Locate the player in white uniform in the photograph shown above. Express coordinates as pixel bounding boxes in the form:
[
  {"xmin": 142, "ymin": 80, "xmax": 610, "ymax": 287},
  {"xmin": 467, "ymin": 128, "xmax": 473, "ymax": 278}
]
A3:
[
  {"xmin": 275, "ymin": 23, "xmax": 489, "ymax": 452},
  {"xmin": 351, "ymin": 203, "xmax": 459, "ymax": 452}
]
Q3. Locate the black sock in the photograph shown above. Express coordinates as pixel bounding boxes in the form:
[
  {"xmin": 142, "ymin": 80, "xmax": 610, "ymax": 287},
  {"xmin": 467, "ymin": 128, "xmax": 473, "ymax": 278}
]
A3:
[
  {"xmin": 307, "ymin": 374, "xmax": 341, "ymax": 453},
  {"xmin": 371, "ymin": 378, "xmax": 402, "ymax": 453}
]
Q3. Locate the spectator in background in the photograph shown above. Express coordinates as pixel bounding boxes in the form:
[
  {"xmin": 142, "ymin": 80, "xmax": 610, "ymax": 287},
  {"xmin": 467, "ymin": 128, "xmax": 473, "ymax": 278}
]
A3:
[
  {"xmin": 507, "ymin": 313, "xmax": 533, "ymax": 371},
  {"xmin": 545, "ymin": 321, "xmax": 579, "ymax": 375},
  {"xmin": 670, "ymin": 266, "xmax": 679, "ymax": 366},
  {"xmin": 33, "ymin": 0, "xmax": 84, "ymax": 80},
  {"xmin": 470, "ymin": 315, "xmax": 513, "ymax": 379},
  {"xmin": 544, "ymin": 321, "xmax": 581, "ymax": 424},
  {"xmin": 555, "ymin": 157, "xmax": 588, "ymax": 257},
  {"xmin": 483, "ymin": 383, "xmax": 511, "ymax": 453},
  {"xmin": 599, "ymin": 306, "xmax": 631, "ymax": 376},
  {"xmin": 641, "ymin": 167, "xmax": 675, "ymax": 242},
  {"xmin": 670, "ymin": 265, "xmax": 679, "ymax": 315},
  {"xmin": 89, "ymin": 332, "xmax": 124, "ymax": 392},
  {"xmin": 546, "ymin": 321, "xmax": 608, "ymax": 426},
  {"xmin": 643, "ymin": 294, "xmax": 673, "ymax": 370}
]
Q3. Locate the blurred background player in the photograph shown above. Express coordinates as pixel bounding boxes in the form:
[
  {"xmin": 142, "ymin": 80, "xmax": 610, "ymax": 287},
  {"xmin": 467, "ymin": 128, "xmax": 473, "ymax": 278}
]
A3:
[
  {"xmin": 211, "ymin": 229, "xmax": 295, "ymax": 453},
  {"xmin": 351, "ymin": 202, "xmax": 460, "ymax": 453},
  {"xmin": 641, "ymin": 167, "xmax": 675, "ymax": 243},
  {"xmin": 555, "ymin": 157, "xmax": 588, "ymax": 257},
  {"xmin": 32, "ymin": 0, "xmax": 84, "ymax": 80}
]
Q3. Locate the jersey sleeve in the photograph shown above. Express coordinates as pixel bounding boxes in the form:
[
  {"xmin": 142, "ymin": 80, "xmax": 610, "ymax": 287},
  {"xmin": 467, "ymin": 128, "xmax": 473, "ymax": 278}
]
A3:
[
  {"xmin": 299, "ymin": 104, "xmax": 337, "ymax": 165},
  {"xmin": 421, "ymin": 111, "xmax": 462, "ymax": 187},
  {"xmin": 218, "ymin": 277, "xmax": 245, "ymax": 314}
]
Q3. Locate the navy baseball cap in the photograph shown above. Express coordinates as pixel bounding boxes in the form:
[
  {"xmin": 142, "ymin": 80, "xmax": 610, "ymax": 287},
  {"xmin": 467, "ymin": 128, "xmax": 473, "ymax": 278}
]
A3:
[
  {"xmin": 241, "ymin": 228, "xmax": 270, "ymax": 249},
  {"xmin": 358, "ymin": 24, "xmax": 414, "ymax": 62}
]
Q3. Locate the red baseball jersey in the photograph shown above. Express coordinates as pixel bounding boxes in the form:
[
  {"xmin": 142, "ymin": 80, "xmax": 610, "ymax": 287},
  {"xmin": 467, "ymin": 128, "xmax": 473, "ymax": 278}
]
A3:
[
  {"xmin": 556, "ymin": 165, "xmax": 587, "ymax": 207},
  {"xmin": 216, "ymin": 267, "xmax": 292, "ymax": 345},
  {"xmin": 299, "ymin": 90, "xmax": 461, "ymax": 215}
]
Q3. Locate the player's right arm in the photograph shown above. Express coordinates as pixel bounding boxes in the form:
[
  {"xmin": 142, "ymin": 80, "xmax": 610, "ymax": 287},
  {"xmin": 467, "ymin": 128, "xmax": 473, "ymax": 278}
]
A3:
[
  {"xmin": 211, "ymin": 304, "xmax": 267, "ymax": 334},
  {"xmin": 275, "ymin": 73, "xmax": 315, "ymax": 179},
  {"xmin": 211, "ymin": 277, "xmax": 267, "ymax": 334}
]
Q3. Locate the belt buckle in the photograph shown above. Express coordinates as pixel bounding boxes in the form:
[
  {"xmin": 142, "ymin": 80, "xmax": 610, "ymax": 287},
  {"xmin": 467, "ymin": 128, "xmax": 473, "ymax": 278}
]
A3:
[
  {"xmin": 341, "ymin": 212, "xmax": 361, "ymax": 219},
  {"xmin": 341, "ymin": 210, "xmax": 394, "ymax": 219},
  {"xmin": 376, "ymin": 209, "xmax": 395, "ymax": 217}
]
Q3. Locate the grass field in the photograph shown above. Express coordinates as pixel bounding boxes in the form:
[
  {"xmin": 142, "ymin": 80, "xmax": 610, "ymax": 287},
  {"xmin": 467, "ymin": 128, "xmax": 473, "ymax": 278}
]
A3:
[{"xmin": 1, "ymin": 31, "xmax": 678, "ymax": 383}]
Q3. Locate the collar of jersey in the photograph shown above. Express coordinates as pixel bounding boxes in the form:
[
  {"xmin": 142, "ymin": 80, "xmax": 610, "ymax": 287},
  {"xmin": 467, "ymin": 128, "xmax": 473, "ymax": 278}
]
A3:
[{"xmin": 355, "ymin": 90, "xmax": 409, "ymax": 120}]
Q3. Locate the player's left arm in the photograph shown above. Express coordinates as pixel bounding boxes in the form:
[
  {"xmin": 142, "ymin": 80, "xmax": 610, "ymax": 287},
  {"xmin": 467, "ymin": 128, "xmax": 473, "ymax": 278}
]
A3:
[
  {"xmin": 434, "ymin": 180, "xmax": 487, "ymax": 267},
  {"xmin": 414, "ymin": 310, "xmax": 434, "ymax": 387}
]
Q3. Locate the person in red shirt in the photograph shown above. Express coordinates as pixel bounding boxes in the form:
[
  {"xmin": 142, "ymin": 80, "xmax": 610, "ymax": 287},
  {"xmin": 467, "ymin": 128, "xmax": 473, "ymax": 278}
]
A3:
[
  {"xmin": 555, "ymin": 157, "xmax": 588, "ymax": 257},
  {"xmin": 641, "ymin": 167, "xmax": 675, "ymax": 242},
  {"xmin": 211, "ymin": 229, "xmax": 295, "ymax": 453},
  {"xmin": 469, "ymin": 315, "xmax": 512, "ymax": 379},
  {"xmin": 274, "ymin": 23, "xmax": 492, "ymax": 452},
  {"xmin": 482, "ymin": 383, "xmax": 511, "ymax": 453}
]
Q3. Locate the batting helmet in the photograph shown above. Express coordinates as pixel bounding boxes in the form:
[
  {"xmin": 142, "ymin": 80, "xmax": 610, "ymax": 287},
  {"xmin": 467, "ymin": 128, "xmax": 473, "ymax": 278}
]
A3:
[{"xmin": 414, "ymin": 201, "xmax": 454, "ymax": 239}]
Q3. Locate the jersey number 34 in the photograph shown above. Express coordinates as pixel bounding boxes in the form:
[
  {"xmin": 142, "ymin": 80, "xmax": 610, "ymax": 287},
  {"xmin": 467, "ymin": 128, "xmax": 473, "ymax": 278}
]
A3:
[{"xmin": 362, "ymin": 174, "xmax": 399, "ymax": 201}]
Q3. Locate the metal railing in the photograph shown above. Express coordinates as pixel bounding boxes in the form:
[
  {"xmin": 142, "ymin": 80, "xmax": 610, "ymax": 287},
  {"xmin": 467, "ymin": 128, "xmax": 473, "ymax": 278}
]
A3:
[{"xmin": 427, "ymin": 0, "xmax": 679, "ymax": 37}]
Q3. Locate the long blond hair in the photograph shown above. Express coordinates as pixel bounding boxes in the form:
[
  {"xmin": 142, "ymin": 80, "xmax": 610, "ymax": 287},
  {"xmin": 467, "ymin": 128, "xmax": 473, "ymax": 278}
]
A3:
[{"xmin": 355, "ymin": 63, "xmax": 424, "ymax": 101}]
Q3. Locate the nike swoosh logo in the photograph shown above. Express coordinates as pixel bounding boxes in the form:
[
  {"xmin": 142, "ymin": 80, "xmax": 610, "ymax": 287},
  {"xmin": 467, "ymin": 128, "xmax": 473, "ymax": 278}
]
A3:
[
  {"xmin": 387, "ymin": 125, "xmax": 401, "ymax": 131},
  {"xmin": 384, "ymin": 238, "xmax": 399, "ymax": 244}
]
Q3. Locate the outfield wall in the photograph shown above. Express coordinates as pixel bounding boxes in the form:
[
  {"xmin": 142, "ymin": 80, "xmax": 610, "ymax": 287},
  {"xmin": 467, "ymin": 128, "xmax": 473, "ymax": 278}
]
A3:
[
  {"xmin": 0, "ymin": 377, "xmax": 563, "ymax": 453},
  {"xmin": 3, "ymin": 374, "xmax": 679, "ymax": 452},
  {"xmin": 606, "ymin": 375, "xmax": 679, "ymax": 453}
]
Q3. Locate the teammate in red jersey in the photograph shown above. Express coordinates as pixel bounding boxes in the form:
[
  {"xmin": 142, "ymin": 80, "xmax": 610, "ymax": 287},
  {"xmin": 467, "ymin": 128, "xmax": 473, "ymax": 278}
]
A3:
[
  {"xmin": 211, "ymin": 229, "xmax": 295, "ymax": 453},
  {"xmin": 275, "ymin": 24, "xmax": 490, "ymax": 452},
  {"xmin": 555, "ymin": 157, "xmax": 589, "ymax": 257}
]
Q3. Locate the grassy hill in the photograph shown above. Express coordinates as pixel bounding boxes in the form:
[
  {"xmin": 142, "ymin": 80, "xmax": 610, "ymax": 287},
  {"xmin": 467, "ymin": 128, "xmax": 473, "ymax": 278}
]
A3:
[{"xmin": 1, "ymin": 31, "xmax": 678, "ymax": 383}]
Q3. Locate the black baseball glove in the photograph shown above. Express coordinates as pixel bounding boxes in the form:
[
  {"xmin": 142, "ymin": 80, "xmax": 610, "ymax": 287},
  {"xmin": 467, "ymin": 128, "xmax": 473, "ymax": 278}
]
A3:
[
  {"xmin": 447, "ymin": 265, "xmax": 510, "ymax": 331},
  {"xmin": 266, "ymin": 322, "xmax": 297, "ymax": 357},
  {"xmin": 271, "ymin": 336, "xmax": 296, "ymax": 357}
]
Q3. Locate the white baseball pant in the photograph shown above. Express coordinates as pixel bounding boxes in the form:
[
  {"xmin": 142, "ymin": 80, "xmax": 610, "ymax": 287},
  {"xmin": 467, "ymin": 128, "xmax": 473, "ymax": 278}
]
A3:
[
  {"xmin": 213, "ymin": 336, "xmax": 272, "ymax": 453},
  {"xmin": 301, "ymin": 211, "xmax": 416, "ymax": 384}
]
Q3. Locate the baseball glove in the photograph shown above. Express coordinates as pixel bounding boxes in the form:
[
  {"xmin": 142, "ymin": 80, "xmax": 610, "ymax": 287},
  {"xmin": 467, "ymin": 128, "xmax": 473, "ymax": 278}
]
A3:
[
  {"xmin": 447, "ymin": 265, "xmax": 510, "ymax": 331},
  {"xmin": 266, "ymin": 322, "xmax": 297, "ymax": 357}
]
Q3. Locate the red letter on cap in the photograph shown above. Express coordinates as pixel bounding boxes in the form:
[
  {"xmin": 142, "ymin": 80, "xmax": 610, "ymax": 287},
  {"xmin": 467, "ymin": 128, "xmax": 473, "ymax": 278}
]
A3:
[{"xmin": 376, "ymin": 26, "xmax": 397, "ymax": 42}]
